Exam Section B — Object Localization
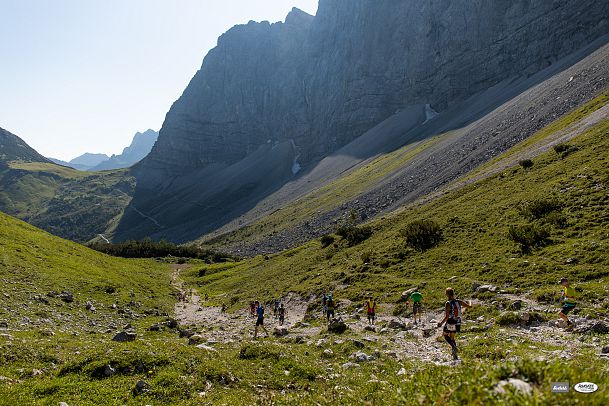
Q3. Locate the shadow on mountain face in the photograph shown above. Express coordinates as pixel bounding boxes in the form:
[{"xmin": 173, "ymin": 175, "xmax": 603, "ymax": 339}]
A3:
[{"xmin": 114, "ymin": 33, "xmax": 609, "ymax": 244}]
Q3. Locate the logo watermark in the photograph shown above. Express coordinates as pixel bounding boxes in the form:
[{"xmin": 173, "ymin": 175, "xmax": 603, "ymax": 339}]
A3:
[
  {"xmin": 551, "ymin": 382, "xmax": 569, "ymax": 393},
  {"xmin": 573, "ymin": 382, "xmax": 598, "ymax": 393}
]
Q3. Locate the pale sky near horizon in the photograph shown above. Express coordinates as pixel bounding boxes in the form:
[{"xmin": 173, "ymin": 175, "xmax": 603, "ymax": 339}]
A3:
[{"xmin": 0, "ymin": 0, "xmax": 319, "ymax": 161}]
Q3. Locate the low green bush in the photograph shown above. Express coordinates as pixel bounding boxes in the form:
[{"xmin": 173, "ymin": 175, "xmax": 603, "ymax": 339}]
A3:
[
  {"xmin": 518, "ymin": 198, "xmax": 562, "ymax": 220},
  {"xmin": 335, "ymin": 225, "xmax": 373, "ymax": 246},
  {"xmin": 401, "ymin": 219, "xmax": 443, "ymax": 251},
  {"xmin": 508, "ymin": 224, "xmax": 550, "ymax": 252}
]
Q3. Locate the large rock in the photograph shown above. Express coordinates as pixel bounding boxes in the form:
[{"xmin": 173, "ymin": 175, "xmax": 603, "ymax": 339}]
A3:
[
  {"xmin": 116, "ymin": 0, "xmax": 609, "ymax": 243},
  {"xmin": 476, "ymin": 285, "xmax": 498, "ymax": 293},
  {"xmin": 495, "ymin": 378, "xmax": 533, "ymax": 396},
  {"xmin": 59, "ymin": 291, "xmax": 74, "ymax": 303},
  {"xmin": 328, "ymin": 319, "xmax": 348, "ymax": 334},
  {"xmin": 188, "ymin": 334, "xmax": 205, "ymax": 345},
  {"xmin": 112, "ymin": 331, "xmax": 136, "ymax": 342},
  {"xmin": 273, "ymin": 326, "xmax": 289, "ymax": 337}
]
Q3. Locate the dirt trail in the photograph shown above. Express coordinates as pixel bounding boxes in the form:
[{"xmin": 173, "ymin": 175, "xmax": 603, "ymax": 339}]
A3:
[{"xmin": 170, "ymin": 268, "xmax": 597, "ymax": 364}]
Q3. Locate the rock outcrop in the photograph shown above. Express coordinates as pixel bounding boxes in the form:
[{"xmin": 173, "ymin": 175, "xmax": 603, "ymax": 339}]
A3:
[{"xmin": 118, "ymin": 1, "xmax": 609, "ymax": 242}]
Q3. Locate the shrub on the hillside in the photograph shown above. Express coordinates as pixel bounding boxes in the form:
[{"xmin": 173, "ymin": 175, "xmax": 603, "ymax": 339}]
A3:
[
  {"xmin": 544, "ymin": 211, "xmax": 568, "ymax": 228},
  {"xmin": 320, "ymin": 234, "xmax": 335, "ymax": 248},
  {"xmin": 519, "ymin": 159, "xmax": 534, "ymax": 169},
  {"xmin": 238, "ymin": 344, "xmax": 280, "ymax": 360},
  {"xmin": 553, "ymin": 143, "xmax": 578, "ymax": 157},
  {"xmin": 360, "ymin": 251, "xmax": 372, "ymax": 264},
  {"xmin": 519, "ymin": 198, "xmax": 562, "ymax": 220},
  {"xmin": 88, "ymin": 238, "xmax": 236, "ymax": 262},
  {"xmin": 508, "ymin": 224, "xmax": 550, "ymax": 252},
  {"xmin": 401, "ymin": 219, "xmax": 443, "ymax": 251},
  {"xmin": 335, "ymin": 225, "xmax": 373, "ymax": 246}
]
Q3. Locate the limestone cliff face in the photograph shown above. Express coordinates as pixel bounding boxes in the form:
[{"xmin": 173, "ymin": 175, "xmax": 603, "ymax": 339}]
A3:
[
  {"xmin": 143, "ymin": 1, "xmax": 609, "ymax": 177},
  {"xmin": 120, "ymin": 0, "xmax": 609, "ymax": 242}
]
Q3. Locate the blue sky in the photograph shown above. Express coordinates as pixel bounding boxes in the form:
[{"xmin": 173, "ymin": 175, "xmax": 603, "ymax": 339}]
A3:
[{"xmin": 0, "ymin": 0, "xmax": 318, "ymax": 160}]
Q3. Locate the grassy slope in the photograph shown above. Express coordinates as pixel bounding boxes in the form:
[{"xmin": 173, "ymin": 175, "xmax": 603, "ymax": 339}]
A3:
[
  {"xmin": 2, "ymin": 99, "xmax": 609, "ymax": 404},
  {"xmin": 203, "ymin": 133, "xmax": 451, "ymax": 248},
  {"xmin": 1, "ymin": 208, "xmax": 607, "ymax": 405},
  {"xmin": 205, "ymin": 90, "xmax": 609, "ymax": 253},
  {"xmin": 190, "ymin": 103, "xmax": 609, "ymax": 313},
  {"xmin": 0, "ymin": 162, "xmax": 134, "ymax": 242}
]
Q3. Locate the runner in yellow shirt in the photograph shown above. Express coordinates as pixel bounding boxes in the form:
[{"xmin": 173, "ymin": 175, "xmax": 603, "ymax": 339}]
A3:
[{"xmin": 558, "ymin": 277, "xmax": 576, "ymax": 328}]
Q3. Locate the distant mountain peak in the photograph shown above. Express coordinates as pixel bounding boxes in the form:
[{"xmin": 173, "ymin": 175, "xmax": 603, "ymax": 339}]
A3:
[{"xmin": 91, "ymin": 129, "xmax": 158, "ymax": 171}]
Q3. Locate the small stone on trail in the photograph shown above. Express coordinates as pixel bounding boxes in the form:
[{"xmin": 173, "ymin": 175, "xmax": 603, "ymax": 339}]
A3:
[
  {"xmin": 388, "ymin": 319, "xmax": 406, "ymax": 330},
  {"xmin": 397, "ymin": 368, "xmax": 406, "ymax": 376},
  {"xmin": 341, "ymin": 362, "xmax": 360, "ymax": 369},
  {"xmin": 323, "ymin": 349, "xmax": 334, "ymax": 357},
  {"xmin": 364, "ymin": 325, "xmax": 376, "ymax": 332},
  {"xmin": 602, "ymin": 346, "xmax": 609, "ymax": 354}
]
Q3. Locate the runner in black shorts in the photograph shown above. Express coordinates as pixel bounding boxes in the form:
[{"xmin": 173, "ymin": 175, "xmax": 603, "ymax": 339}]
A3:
[
  {"xmin": 437, "ymin": 287, "xmax": 471, "ymax": 360},
  {"xmin": 253, "ymin": 301, "xmax": 269, "ymax": 339}
]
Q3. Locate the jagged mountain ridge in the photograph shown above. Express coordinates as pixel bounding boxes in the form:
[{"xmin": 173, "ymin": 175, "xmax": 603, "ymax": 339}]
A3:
[
  {"xmin": 91, "ymin": 129, "xmax": 158, "ymax": 171},
  {"xmin": 116, "ymin": 0, "xmax": 609, "ymax": 243}
]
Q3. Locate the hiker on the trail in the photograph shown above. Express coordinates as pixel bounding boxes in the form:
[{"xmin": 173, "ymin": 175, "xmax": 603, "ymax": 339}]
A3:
[
  {"xmin": 326, "ymin": 294, "xmax": 336, "ymax": 322},
  {"xmin": 221, "ymin": 303, "xmax": 227, "ymax": 313},
  {"xmin": 274, "ymin": 299, "xmax": 280, "ymax": 318},
  {"xmin": 365, "ymin": 296, "xmax": 377, "ymax": 325},
  {"xmin": 322, "ymin": 291, "xmax": 328, "ymax": 317},
  {"xmin": 250, "ymin": 301, "xmax": 256, "ymax": 317},
  {"xmin": 558, "ymin": 277, "xmax": 576, "ymax": 328},
  {"xmin": 278, "ymin": 303, "xmax": 286, "ymax": 325},
  {"xmin": 408, "ymin": 290, "xmax": 423, "ymax": 325},
  {"xmin": 253, "ymin": 300, "xmax": 269, "ymax": 339},
  {"xmin": 437, "ymin": 287, "xmax": 471, "ymax": 360},
  {"xmin": 204, "ymin": 292, "xmax": 209, "ymax": 301}
]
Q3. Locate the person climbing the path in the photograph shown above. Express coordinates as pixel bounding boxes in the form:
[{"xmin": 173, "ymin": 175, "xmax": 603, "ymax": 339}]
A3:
[
  {"xmin": 322, "ymin": 291, "xmax": 328, "ymax": 317},
  {"xmin": 326, "ymin": 294, "xmax": 336, "ymax": 322},
  {"xmin": 274, "ymin": 298, "xmax": 281, "ymax": 319},
  {"xmin": 558, "ymin": 277, "xmax": 577, "ymax": 329},
  {"xmin": 278, "ymin": 303, "xmax": 286, "ymax": 326},
  {"xmin": 204, "ymin": 292, "xmax": 209, "ymax": 301},
  {"xmin": 365, "ymin": 296, "xmax": 377, "ymax": 325},
  {"xmin": 408, "ymin": 290, "xmax": 423, "ymax": 325},
  {"xmin": 221, "ymin": 303, "xmax": 227, "ymax": 313},
  {"xmin": 250, "ymin": 301, "xmax": 256, "ymax": 318},
  {"xmin": 437, "ymin": 287, "xmax": 471, "ymax": 360},
  {"xmin": 253, "ymin": 301, "xmax": 269, "ymax": 339}
]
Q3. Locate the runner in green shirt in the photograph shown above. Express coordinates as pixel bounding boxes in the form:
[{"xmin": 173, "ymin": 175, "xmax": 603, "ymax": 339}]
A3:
[{"xmin": 408, "ymin": 290, "xmax": 423, "ymax": 325}]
